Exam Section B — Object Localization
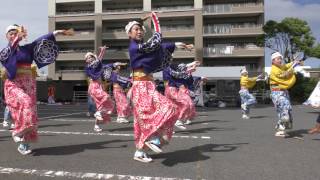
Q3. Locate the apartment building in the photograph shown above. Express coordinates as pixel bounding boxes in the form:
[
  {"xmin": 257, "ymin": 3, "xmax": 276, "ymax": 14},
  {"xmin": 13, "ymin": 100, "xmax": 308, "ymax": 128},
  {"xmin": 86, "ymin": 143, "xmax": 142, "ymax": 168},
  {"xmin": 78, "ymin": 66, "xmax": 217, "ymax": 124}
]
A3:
[{"xmin": 48, "ymin": 0, "xmax": 264, "ymax": 103}]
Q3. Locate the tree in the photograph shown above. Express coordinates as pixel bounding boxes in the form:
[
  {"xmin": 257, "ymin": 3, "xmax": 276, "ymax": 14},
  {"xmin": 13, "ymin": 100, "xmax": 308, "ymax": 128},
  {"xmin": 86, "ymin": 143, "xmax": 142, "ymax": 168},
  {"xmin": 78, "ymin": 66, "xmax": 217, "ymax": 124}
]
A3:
[
  {"xmin": 258, "ymin": 17, "xmax": 320, "ymax": 62},
  {"xmin": 310, "ymin": 44, "xmax": 320, "ymax": 58}
]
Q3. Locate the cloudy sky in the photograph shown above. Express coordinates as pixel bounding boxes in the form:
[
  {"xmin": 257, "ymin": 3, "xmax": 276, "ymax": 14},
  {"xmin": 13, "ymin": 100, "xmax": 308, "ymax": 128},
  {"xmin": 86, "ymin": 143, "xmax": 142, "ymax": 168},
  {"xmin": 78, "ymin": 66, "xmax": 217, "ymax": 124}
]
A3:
[{"xmin": 0, "ymin": 0, "xmax": 319, "ymax": 67}]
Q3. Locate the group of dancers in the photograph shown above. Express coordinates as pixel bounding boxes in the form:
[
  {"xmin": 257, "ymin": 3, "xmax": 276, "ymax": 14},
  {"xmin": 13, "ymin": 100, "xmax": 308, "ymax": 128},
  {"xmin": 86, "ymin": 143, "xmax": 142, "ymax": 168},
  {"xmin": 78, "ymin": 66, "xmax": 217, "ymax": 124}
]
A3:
[
  {"xmin": 1, "ymin": 11, "xmax": 320, "ymax": 163},
  {"xmin": 240, "ymin": 51, "xmax": 320, "ymax": 138},
  {"xmin": 0, "ymin": 12, "xmax": 204, "ymax": 163},
  {"xmin": 84, "ymin": 12, "xmax": 206, "ymax": 162}
]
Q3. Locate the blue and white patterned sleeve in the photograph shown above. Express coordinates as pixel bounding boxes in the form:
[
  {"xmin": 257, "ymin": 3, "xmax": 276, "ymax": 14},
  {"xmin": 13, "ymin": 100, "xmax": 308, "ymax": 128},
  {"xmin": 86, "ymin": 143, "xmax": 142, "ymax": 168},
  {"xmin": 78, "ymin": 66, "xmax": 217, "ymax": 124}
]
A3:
[
  {"xmin": 169, "ymin": 65, "xmax": 190, "ymax": 79},
  {"xmin": 138, "ymin": 32, "xmax": 162, "ymax": 53},
  {"xmin": 0, "ymin": 46, "xmax": 12, "ymax": 62},
  {"xmin": 29, "ymin": 33, "xmax": 59, "ymax": 68}
]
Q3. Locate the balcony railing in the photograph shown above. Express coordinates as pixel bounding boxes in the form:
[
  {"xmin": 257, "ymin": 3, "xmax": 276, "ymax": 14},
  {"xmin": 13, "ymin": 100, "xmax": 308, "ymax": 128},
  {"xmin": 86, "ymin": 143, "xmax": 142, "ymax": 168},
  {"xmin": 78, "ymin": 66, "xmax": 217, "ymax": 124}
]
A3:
[
  {"xmin": 203, "ymin": 24, "xmax": 262, "ymax": 34},
  {"xmin": 104, "ymin": 29, "xmax": 125, "ymax": 33},
  {"xmin": 56, "ymin": 31, "xmax": 95, "ymax": 41},
  {"xmin": 103, "ymin": 8, "xmax": 142, "ymax": 13},
  {"xmin": 203, "ymin": 3, "xmax": 263, "ymax": 14},
  {"xmin": 59, "ymin": 49, "xmax": 94, "ymax": 54},
  {"xmin": 162, "ymin": 25, "xmax": 194, "ymax": 31},
  {"xmin": 104, "ymin": 26, "xmax": 194, "ymax": 33},
  {"xmin": 152, "ymin": 5, "xmax": 194, "ymax": 11},
  {"xmin": 203, "ymin": 45, "xmax": 263, "ymax": 57},
  {"xmin": 56, "ymin": 10, "xmax": 94, "ymax": 15},
  {"xmin": 173, "ymin": 49, "xmax": 195, "ymax": 58}
]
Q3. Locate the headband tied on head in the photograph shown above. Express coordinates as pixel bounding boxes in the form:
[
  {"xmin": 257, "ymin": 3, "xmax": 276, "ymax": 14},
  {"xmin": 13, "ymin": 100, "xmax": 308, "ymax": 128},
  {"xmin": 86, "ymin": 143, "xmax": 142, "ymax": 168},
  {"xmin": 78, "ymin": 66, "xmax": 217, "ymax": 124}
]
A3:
[
  {"xmin": 85, "ymin": 52, "xmax": 97, "ymax": 61},
  {"xmin": 125, "ymin": 21, "xmax": 146, "ymax": 35},
  {"xmin": 271, "ymin": 52, "xmax": 283, "ymax": 61},
  {"xmin": 6, "ymin": 24, "xmax": 20, "ymax": 34},
  {"xmin": 240, "ymin": 68, "xmax": 248, "ymax": 75}
]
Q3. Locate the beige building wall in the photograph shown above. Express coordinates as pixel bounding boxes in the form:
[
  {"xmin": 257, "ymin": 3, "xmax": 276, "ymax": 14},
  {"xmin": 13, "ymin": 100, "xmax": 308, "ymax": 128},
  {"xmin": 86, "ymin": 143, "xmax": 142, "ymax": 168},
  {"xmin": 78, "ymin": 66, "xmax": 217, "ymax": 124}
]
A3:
[{"xmin": 48, "ymin": 0, "xmax": 265, "ymax": 80}]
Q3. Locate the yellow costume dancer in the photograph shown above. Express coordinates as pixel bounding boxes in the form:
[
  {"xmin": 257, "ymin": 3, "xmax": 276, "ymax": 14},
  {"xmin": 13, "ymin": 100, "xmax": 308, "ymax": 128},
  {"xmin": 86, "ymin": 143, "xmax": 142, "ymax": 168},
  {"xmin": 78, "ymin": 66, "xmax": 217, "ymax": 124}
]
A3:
[
  {"xmin": 269, "ymin": 52, "xmax": 298, "ymax": 137},
  {"xmin": 239, "ymin": 68, "xmax": 263, "ymax": 119}
]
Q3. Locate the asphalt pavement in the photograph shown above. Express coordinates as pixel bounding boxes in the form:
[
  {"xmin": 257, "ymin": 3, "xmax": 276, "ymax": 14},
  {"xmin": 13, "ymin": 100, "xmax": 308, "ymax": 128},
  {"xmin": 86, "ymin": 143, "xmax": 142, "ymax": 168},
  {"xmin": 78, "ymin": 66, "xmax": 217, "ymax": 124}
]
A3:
[{"xmin": 0, "ymin": 104, "xmax": 319, "ymax": 180}]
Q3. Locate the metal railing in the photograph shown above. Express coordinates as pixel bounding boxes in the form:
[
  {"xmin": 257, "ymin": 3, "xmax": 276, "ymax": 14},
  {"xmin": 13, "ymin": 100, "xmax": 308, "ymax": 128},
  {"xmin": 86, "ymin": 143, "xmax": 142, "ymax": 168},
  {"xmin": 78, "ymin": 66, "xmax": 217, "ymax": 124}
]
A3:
[
  {"xmin": 103, "ymin": 8, "xmax": 142, "ymax": 13},
  {"xmin": 152, "ymin": 5, "xmax": 194, "ymax": 11},
  {"xmin": 203, "ymin": 3, "xmax": 263, "ymax": 14},
  {"xmin": 203, "ymin": 44, "xmax": 261, "ymax": 56},
  {"xmin": 59, "ymin": 49, "xmax": 94, "ymax": 53},
  {"xmin": 203, "ymin": 24, "xmax": 262, "ymax": 34},
  {"xmin": 162, "ymin": 25, "xmax": 194, "ymax": 31},
  {"xmin": 56, "ymin": 10, "xmax": 94, "ymax": 15},
  {"xmin": 104, "ymin": 26, "xmax": 194, "ymax": 33}
]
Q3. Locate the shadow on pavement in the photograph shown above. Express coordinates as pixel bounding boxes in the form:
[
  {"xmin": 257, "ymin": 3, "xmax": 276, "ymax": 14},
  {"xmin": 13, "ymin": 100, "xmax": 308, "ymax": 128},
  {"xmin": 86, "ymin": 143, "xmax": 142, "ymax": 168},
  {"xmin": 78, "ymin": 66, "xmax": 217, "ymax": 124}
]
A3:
[
  {"xmin": 190, "ymin": 120, "xmax": 230, "ymax": 125},
  {"xmin": 32, "ymin": 139, "xmax": 131, "ymax": 156},
  {"xmin": 287, "ymin": 129, "xmax": 309, "ymax": 138},
  {"xmin": 153, "ymin": 143, "xmax": 248, "ymax": 167},
  {"xmin": 250, "ymin": 116, "xmax": 268, "ymax": 119}
]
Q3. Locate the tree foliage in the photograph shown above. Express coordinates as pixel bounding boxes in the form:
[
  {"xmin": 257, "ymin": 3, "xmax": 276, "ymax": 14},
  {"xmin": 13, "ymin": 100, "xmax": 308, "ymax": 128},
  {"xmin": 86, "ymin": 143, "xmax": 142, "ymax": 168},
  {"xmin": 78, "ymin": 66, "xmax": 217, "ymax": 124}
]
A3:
[{"xmin": 258, "ymin": 17, "xmax": 320, "ymax": 62}]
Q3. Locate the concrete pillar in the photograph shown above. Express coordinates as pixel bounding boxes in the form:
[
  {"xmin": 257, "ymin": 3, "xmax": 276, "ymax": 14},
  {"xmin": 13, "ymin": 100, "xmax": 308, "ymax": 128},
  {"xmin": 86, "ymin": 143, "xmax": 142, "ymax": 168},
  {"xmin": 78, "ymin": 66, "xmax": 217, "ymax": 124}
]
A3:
[
  {"xmin": 143, "ymin": 0, "xmax": 152, "ymax": 11},
  {"xmin": 194, "ymin": 0, "xmax": 203, "ymax": 9},
  {"xmin": 95, "ymin": 0, "xmax": 102, "ymax": 14},
  {"xmin": 48, "ymin": 17, "xmax": 56, "ymax": 80},
  {"xmin": 48, "ymin": 0, "xmax": 56, "ymax": 17},
  {"xmin": 194, "ymin": 11, "xmax": 203, "ymax": 64},
  {"xmin": 94, "ymin": 15, "xmax": 102, "ymax": 53}
]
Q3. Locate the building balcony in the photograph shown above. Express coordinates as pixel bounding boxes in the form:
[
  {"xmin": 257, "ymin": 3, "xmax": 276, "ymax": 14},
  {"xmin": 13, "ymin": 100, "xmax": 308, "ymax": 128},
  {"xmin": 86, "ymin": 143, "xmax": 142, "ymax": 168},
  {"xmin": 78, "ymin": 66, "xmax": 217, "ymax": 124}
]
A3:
[
  {"xmin": 203, "ymin": 46, "xmax": 264, "ymax": 58},
  {"xmin": 57, "ymin": 50, "xmax": 91, "ymax": 61},
  {"xmin": 173, "ymin": 50, "xmax": 195, "ymax": 58},
  {"xmin": 55, "ymin": 70, "xmax": 86, "ymax": 81},
  {"xmin": 203, "ymin": 3, "xmax": 264, "ymax": 17},
  {"xmin": 102, "ymin": 8, "xmax": 143, "ymax": 14},
  {"xmin": 102, "ymin": 30, "xmax": 127, "ymax": 40},
  {"xmin": 54, "ymin": 16, "xmax": 95, "ymax": 22},
  {"xmin": 203, "ymin": 26, "xmax": 263, "ymax": 37},
  {"xmin": 152, "ymin": 5, "xmax": 194, "ymax": 12},
  {"xmin": 102, "ymin": 12, "xmax": 144, "ymax": 20},
  {"xmin": 158, "ymin": 11, "xmax": 195, "ymax": 18},
  {"xmin": 56, "ymin": 31, "xmax": 95, "ymax": 41},
  {"xmin": 102, "ymin": 27, "xmax": 195, "ymax": 40},
  {"xmin": 162, "ymin": 26, "xmax": 195, "ymax": 38},
  {"xmin": 103, "ymin": 50, "xmax": 130, "ymax": 60},
  {"xmin": 99, "ymin": 49, "xmax": 195, "ymax": 60},
  {"xmin": 56, "ymin": 10, "xmax": 94, "ymax": 16}
]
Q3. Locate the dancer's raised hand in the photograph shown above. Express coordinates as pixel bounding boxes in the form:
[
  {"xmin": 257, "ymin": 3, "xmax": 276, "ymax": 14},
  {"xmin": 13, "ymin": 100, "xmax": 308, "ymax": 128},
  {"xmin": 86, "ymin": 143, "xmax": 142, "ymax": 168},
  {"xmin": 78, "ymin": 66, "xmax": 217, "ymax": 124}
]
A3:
[
  {"xmin": 17, "ymin": 26, "xmax": 27, "ymax": 39},
  {"xmin": 185, "ymin": 44, "xmax": 194, "ymax": 51}
]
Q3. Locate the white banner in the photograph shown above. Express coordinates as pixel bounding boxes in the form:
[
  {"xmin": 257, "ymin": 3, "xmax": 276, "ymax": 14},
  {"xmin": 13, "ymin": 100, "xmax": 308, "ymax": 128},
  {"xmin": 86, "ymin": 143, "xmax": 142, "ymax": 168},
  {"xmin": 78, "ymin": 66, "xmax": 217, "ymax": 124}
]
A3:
[{"xmin": 303, "ymin": 81, "xmax": 320, "ymax": 108}]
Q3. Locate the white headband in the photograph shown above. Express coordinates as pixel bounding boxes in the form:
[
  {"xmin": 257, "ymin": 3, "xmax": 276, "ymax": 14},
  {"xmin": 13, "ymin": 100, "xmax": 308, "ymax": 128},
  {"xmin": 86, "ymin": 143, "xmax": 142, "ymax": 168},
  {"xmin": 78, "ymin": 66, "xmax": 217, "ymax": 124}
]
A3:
[
  {"xmin": 125, "ymin": 21, "xmax": 146, "ymax": 35},
  {"xmin": 240, "ymin": 68, "xmax": 248, "ymax": 74},
  {"xmin": 271, "ymin": 52, "xmax": 283, "ymax": 61},
  {"xmin": 6, "ymin": 25, "xmax": 19, "ymax": 34},
  {"xmin": 84, "ymin": 52, "xmax": 97, "ymax": 60}
]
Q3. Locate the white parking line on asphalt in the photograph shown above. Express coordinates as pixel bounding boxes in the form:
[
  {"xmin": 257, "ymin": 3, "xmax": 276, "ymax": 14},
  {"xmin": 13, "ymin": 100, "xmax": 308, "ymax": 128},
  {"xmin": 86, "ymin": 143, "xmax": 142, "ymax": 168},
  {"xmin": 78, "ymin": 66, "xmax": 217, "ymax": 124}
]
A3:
[
  {"xmin": 38, "ymin": 130, "xmax": 212, "ymax": 140},
  {"xmin": 0, "ymin": 166, "xmax": 192, "ymax": 180},
  {"xmin": 0, "ymin": 129, "xmax": 212, "ymax": 140}
]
